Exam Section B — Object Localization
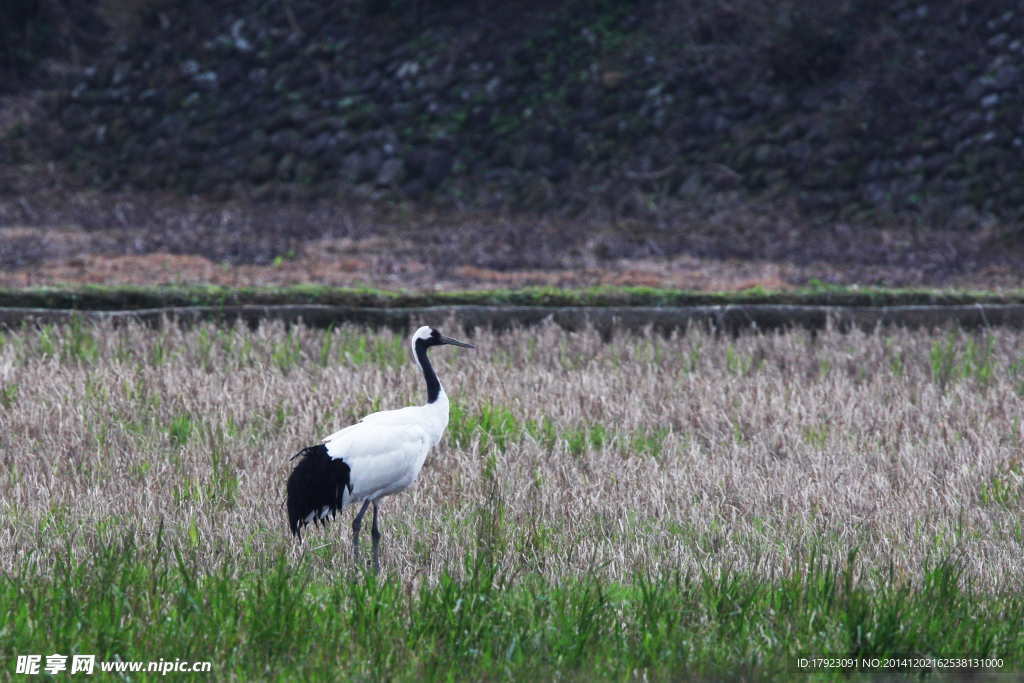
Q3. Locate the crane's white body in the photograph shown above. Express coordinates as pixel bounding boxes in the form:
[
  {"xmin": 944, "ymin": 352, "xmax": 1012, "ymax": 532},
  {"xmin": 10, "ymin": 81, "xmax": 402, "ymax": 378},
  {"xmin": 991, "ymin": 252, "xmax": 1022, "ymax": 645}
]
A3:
[{"xmin": 323, "ymin": 390, "xmax": 449, "ymax": 506}]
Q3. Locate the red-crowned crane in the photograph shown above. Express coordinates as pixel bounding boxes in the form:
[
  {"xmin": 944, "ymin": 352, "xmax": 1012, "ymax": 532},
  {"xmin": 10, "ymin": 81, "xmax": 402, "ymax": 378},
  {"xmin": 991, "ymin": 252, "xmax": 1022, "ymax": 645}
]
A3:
[{"xmin": 286, "ymin": 325, "xmax": 475, "ymax": 571}]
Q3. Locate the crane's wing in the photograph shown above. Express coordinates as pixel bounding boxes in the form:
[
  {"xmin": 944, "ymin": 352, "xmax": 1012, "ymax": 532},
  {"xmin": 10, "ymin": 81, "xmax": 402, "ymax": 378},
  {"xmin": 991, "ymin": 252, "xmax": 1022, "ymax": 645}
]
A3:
[{"xmin": 325, "ymin": 420, "xmax": 431, "ymax": 502}]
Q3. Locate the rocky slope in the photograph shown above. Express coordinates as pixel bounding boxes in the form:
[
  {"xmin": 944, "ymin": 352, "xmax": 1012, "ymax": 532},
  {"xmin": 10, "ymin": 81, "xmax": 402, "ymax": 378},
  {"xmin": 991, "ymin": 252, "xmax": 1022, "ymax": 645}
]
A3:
[{"xmin": 5, "ymin": 0, "xmax": 1024, "ymax": 238}]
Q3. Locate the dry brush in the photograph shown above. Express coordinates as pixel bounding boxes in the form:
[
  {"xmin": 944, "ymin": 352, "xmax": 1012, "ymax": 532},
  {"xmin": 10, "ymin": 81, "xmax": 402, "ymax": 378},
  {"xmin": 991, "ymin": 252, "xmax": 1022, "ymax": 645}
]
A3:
[{"xmin": 0, "ymin": 320, "xmax": 1022, "ymax": 589}]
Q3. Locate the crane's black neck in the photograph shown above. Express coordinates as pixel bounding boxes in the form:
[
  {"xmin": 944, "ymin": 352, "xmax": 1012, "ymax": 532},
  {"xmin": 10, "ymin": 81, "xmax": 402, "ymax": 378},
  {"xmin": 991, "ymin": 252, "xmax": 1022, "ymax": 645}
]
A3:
[{"xmin": 415, "ymin": 339, "xmax": 442, "ymax": 404}]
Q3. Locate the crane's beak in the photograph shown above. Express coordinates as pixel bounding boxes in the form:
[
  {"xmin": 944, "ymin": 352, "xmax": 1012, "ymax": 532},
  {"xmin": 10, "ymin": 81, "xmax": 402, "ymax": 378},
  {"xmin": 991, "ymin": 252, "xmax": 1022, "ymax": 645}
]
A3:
[{"xmin": 440, "ymin": 335, "xmax": 475, "ymax": 349}]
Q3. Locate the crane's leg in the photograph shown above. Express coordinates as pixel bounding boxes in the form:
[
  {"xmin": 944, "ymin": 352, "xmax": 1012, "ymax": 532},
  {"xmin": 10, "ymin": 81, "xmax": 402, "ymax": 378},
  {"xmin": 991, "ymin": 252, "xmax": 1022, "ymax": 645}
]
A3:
[
  {"xmin": 370, "ymin": 500, "xmax": 381, "ymax": 573},
  {"xmin": 352, "ymin": 499, "xmax": 372, "ymax": 563}
]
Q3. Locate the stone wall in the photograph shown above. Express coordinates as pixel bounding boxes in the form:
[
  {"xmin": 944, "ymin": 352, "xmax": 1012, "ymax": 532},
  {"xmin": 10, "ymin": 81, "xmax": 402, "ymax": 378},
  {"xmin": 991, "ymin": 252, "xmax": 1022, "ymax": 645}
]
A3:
[{"xmin": 8, "ymin": 0, "xmax": 1024, "ymax": 227}]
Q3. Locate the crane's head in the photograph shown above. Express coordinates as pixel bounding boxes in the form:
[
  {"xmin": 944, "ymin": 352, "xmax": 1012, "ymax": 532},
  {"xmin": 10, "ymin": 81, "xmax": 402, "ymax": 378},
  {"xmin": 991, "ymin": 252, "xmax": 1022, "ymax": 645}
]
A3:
[{"xmin": 411, "ymin": 326, "xmax": 475, "ymax": 368}]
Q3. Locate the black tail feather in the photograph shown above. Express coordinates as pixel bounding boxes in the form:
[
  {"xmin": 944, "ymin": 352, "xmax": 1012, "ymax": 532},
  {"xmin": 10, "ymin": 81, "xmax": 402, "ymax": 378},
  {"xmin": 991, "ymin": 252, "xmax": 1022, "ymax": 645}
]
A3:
[{"xmin": 286, "ymin": 444, "xmax": 351, "ymax": 537}]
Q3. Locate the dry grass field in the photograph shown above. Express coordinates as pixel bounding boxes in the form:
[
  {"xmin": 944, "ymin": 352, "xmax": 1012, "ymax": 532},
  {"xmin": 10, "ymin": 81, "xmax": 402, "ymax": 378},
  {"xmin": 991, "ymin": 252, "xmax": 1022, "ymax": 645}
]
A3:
[{"xmin": 1, "ymin": 320, "xmax": 1023, "ymax": 680}]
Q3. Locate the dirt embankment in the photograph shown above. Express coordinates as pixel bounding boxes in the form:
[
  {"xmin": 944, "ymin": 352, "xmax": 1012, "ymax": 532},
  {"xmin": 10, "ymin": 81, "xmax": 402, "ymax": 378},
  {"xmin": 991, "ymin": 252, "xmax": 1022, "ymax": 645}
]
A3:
[{"xmin": 2, "ymin": 0, "xmax": 1024, "ymax": 288}]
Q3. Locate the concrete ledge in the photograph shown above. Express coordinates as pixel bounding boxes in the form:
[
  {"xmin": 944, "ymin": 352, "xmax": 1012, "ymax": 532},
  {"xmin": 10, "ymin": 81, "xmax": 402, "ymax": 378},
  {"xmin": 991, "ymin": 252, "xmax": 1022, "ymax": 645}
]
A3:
[{"xmin": 2, "ymin": 304, "xmax": 1024, "ymax": 333}]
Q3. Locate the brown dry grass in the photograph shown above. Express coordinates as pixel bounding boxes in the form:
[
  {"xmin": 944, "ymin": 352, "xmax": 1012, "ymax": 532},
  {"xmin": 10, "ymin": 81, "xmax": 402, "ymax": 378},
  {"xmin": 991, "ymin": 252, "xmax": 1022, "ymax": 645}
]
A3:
[
  {"xmin": 2, "ymin": 184, "xmax": 1023, "ymax": 290},
  {"xmin": 5, "ymin": 235, "xmax": 1024, "ymax": 291},
  {"xmin": 1, "ymin": 321, "xmax": 1022, "ymax": 590}
]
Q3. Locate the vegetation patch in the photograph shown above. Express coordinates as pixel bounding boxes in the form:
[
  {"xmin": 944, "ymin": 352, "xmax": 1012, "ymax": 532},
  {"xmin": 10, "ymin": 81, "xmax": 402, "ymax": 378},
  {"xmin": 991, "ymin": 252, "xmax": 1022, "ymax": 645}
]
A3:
[{"xmin": 2, "ymin": 538, "xmax": 1020, "ymax": 682}]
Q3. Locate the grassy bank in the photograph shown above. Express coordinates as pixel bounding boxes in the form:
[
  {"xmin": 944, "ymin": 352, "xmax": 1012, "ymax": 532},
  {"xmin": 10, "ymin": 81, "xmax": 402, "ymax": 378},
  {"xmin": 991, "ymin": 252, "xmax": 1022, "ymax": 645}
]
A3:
[
  {"xmin": 2, "ymin": 538, "xmax": 1019, "ymax": 682},
  {"xmin": 2, "ymin": 283, "xmax": 1024, "ymax": 311}
]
